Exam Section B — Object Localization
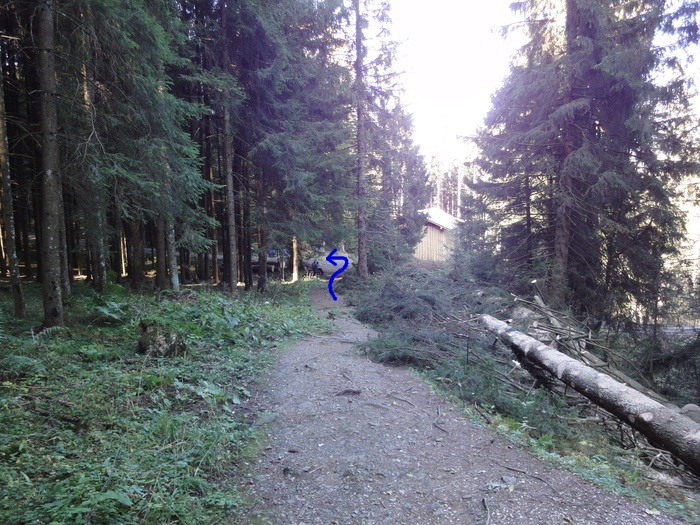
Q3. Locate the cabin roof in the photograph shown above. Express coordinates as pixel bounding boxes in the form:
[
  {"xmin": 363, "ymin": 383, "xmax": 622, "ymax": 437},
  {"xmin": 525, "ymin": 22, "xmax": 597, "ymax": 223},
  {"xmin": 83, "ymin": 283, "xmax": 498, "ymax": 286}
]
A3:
[{"xmin": 421, "ymin": 207, "xmax": 458, "ymax": 230}]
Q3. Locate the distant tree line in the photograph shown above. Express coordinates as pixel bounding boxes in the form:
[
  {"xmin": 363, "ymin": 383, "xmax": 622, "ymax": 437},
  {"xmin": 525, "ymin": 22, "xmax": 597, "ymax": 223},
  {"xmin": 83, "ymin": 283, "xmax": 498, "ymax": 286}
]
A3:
[{"xmin": 0, "ymin": 0, "xmax": 431, "ymax": 326}]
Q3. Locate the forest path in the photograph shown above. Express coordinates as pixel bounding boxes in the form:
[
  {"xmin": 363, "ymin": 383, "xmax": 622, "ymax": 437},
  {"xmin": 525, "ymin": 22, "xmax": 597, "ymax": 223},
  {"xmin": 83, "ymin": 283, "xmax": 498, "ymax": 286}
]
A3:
[{"xmin": 244, "ymin": 287, "xmax": 686, "ymax": 524}]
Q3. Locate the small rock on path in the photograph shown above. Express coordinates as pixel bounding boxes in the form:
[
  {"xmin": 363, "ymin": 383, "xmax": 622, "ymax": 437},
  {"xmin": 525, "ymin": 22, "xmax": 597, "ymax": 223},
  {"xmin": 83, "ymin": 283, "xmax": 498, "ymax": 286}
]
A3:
[{"xmin": 245, "ymin": 288, "xmax": 687, "ymax": 524}]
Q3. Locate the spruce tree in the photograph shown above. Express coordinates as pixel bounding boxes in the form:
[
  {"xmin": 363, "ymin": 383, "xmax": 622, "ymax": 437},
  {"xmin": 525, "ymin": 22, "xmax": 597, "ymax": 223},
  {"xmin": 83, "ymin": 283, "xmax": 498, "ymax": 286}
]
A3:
[
  {"xmin": 224, "ymin": 0, "xmax": 355, "ymax": 289},
  {"xmin": 351, "ymin": 0, "xmax": 430, "ymax": 272},
  {"xmin": 354, "ymin": 0, "xmax": 370, "ymax": 278},
  {"xmin": 475, "ymin": 0, "xmax": 696, "ymax": 321},
  {"xmin": 60, "ymin": 0, "xmax": 208, "ymax": 289}
]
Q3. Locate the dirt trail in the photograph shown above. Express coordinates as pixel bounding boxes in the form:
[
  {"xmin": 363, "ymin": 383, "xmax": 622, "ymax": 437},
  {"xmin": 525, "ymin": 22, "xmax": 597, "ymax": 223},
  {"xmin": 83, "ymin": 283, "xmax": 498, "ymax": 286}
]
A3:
[{"xmin": 245, "ymin": 288, "xmax": 687, "ymax": 524}]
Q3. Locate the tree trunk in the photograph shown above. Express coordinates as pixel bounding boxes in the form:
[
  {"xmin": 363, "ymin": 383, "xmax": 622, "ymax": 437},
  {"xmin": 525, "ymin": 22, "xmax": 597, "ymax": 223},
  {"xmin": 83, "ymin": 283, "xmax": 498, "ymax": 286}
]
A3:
[
  {"xmin": 112, "ymin": 212, "xmax": 126, "ymax": 281},
  {"xmin": 126, "ymin": 220, "xmax": 145, "ymax": 288},
  {"xmin": 243, "ymin": 199, "xmax": 253, "ymax": 290},
  {"xmin": 480, "ymin": 314, "xmax": 700, "ymax": 475},
  {"xmin": 19, "ymin": 186, "xmax": 32, "ymax": 281},
  {"xmin": 221, "ymin": 0, "xmax": 238, "ymax": 293},
  {"xmin": 179, "ymin": 247, "xmax": 188, "ymax": 283},
  {"xmin": 0, "ymin": 225, "xmax": 6, "ymax": 275},
  {"xmin": 0, "ymin": 61, "xmax": 26, "ymax": 318},
  {"xmin": 291, "ymin": 236, "xmax": 298, "ymax": 282},
  {"xmin": 256, "ymin": 162, "xmax": 267, "ymax": 293},
  {"xmin": 58, "ymin": 182, "xmax": 70, "ymax": 295},
  {"xmin": 257, "ymin": 228, "xmax": 267, "ymax": 293},
  {"xmin": 551, "ymin": 172, "xmax": 571, "ymax": 305},
  {"xmin": 166, "ymin": 216, "xmax": 179, "ymax": 291},
  {"xmin": 89, "ymin": 200, "xmax": 107, "ymax": 293},
  {"xmin": 354, "ymin": 0, "xmax": 368, "ymax": 279},
  {"xmin": 550, "ymin": 0, "xmax": 586, "ymax": 306},
  {"xmin": 79, "ymin": 15, "xmax": 107, "ymax": 294},
  {"xmin": 209, "ymin": 188, "xmax": 219, "ymax": 284},
  {"xmin": 22, "ymin": 49, "xmax": 39, "ymax": 282},
  {"xmin": 38, "ymin": 0, "xmax": 63, "ymax": 327},
  {"xmin": 155, "ymin": 216, "xmax": 168, "ymax": 290}
]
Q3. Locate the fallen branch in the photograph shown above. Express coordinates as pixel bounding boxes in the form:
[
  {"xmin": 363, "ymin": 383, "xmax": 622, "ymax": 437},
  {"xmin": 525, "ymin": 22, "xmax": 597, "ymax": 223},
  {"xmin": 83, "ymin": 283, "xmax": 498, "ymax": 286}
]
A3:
[
  {"xmin": 32, "ymin": 407, "xmax": 81, "ymax": 424},
  {"xmin": 473, "ymin": 403, "xmax": 492, "ymax": 425},
  {"xmin": 482, "ymin": 498, "xmax": 491, "ymax": 525},
  {"xmin": 433, "ymin": 405, "xmax": 449, "ymax": 433},
  {"xmin": 336, "ymin": 389, "xmax": 361, "ymax": 397},
  {"xmin": 519, "ymin": 296, "xmax": 662, "ymax": 399},
  {"xmin": 387, "ymin": 392, "xmax": 416, "ymax": 407},
  {"xmin": 491, "ymin": 459, "xmax": 559, "ymax": 494}
]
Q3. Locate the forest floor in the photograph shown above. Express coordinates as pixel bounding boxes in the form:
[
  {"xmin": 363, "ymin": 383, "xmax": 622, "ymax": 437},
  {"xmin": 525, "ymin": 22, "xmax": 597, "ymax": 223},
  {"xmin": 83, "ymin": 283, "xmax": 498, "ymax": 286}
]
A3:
[{"xmin": 243, "ymin": 287, "xmax": 691, "ymax": 524}]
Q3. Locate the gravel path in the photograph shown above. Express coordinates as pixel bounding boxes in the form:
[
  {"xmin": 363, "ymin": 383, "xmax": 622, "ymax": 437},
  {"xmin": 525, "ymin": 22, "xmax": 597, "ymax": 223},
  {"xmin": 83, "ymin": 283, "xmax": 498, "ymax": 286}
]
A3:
[{"xmin": 245, "ymin": 288, "xmax": 689, "ymax": 524}]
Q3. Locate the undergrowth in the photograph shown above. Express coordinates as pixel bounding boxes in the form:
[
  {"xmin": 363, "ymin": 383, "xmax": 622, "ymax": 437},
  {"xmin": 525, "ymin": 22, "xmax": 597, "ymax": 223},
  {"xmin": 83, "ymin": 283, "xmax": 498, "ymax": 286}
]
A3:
[
  {"xmin": 342, "ymin": 262, "xmax": 699, "ymax": 523},
  {"xmin": 0, "ymin": 280, "xmax": 329, "ymax": 525}
]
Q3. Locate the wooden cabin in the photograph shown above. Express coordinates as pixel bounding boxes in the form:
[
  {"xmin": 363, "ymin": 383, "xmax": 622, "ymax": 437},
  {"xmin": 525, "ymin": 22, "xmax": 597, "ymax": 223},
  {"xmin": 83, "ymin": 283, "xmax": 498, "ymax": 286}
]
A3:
[{"xmin": 413, "ymin": 208, "xmax": 458, "ymax": 261}]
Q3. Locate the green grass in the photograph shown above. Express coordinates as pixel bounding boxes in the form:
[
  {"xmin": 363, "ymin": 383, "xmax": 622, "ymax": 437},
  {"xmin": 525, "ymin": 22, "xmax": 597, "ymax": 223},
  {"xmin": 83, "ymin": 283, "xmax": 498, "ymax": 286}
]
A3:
[{"xmin": 0, "ymin": 280, "xmax": 330, "ymax": 525}]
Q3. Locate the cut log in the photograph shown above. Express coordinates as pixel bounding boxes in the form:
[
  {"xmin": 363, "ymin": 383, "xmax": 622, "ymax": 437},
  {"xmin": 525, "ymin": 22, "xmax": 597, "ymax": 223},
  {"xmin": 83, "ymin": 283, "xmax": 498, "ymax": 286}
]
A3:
[{"xmin": 480, "ymin": 314, "xmax": 700, "ymax": 475}]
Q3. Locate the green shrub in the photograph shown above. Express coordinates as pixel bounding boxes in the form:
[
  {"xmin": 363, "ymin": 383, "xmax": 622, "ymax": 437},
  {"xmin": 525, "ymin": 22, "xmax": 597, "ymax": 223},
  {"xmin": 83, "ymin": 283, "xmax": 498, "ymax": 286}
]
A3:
[{"xmin": 0, "ymin": 281, "xmax": 328, "ymax": 525}]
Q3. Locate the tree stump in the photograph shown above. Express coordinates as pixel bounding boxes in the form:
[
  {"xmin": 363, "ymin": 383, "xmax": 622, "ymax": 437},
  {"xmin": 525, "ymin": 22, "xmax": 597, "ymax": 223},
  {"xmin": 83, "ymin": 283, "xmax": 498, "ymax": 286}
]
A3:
[{"xmin": 136, "ymin": 320, "xmax": 186, "ymax": 358}]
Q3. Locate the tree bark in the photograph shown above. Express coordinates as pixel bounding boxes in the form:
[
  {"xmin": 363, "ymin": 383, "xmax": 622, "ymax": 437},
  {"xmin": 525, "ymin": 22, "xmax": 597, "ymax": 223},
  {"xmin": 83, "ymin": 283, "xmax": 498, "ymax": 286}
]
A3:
[
  {"xmin": 242, "ymin": 168, "xmax": 253, "ymax": 290},
  {"xmin": 0, "ymin": 60, "xmax": 26, "ymax": 318},
  {"xmin": 208, "ymin": 189, "xmax": 219, "ymax": 284},
  {"xmin": 550, "ymin": 0, "xmax": 586, "ymax": 306},
  {"xmin": 58, "ymin": 181, "xmax": 70, "ymax": 295},
  {"xmin": 89, "ymin": 206, "xmax": 107, "ymax": 293},
  {"xmin": 221, "ymin": 0, "xmax": 238, "ymax": 293},
  {"xmin": 257, "ymin": 169, "xmax": 267, "ymax": 294},
  {"xmin": 257, "ymin": 227, "xmax": 267, "ymax": 293},
  {"xmin": 354, "ymin": 0, "xmax": 368, "ymax": 279},
  {"xmin": 79, "ymin": 12, "xmax": 107, "ymax": 294},
  {"xmin": 166, "ymin": 216, "xmax": 179, "ymax": 291},
  {"xmin": 38, "ymin": 0, "xmax": 63, "ymax": 327},
  {"xmin": 126, "ymin": 220, "xmax": 145, "ymax": 288},
  {"xmin": 551, "ymin": 157, "xmax": 572, "ymax": 305},
  {"xmin": 291, "ymin": 236, "xmax": 298, "ymax": 282},
  {"xmin": 480, "ymin": 314, "xmax": 700, "ymax": 475},
  {"xmin": 19, "ymin": 186, "xmax": 33, "ymax": 281},
  {"xmin": 155, "ymin": 217, "xmax": 168, "ymax": 290}
]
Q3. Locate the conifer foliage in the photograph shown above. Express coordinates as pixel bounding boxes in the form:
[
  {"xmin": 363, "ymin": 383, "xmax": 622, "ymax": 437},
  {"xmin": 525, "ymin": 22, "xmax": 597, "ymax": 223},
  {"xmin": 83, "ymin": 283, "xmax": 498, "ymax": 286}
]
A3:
[
  {"xmin": 0, "ymin": 0, "xmax": 429, "ymax": 323},
  {"xmin": 473, "ymin": 0, "xmax": 699, "ymax": 322}
]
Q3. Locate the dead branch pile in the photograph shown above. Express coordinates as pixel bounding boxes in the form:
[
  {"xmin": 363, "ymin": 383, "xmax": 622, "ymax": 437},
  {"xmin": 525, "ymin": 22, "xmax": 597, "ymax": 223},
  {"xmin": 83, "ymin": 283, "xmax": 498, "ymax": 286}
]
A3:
[{"xmin": 510, "ymin": 295, "xmax": 672, "ymax": 406}]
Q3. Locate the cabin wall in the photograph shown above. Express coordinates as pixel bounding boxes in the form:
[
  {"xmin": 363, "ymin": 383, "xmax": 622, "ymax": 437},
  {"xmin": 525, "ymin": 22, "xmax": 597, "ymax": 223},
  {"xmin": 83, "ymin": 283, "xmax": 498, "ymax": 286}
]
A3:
[{"xmin": 413, "ymin": 223, "xmax": 452, "ymax": 261}]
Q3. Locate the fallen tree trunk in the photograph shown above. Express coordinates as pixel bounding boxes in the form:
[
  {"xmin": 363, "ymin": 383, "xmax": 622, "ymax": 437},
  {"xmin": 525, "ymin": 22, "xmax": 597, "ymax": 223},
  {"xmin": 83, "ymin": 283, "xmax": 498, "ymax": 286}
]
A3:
[
  {"xmin": 480, "ymin": 315, "xmax": 700, "ymax": 475},
  {"xmin": 523, "ymin": 296, "xmax": 669, "ymax": 406}
]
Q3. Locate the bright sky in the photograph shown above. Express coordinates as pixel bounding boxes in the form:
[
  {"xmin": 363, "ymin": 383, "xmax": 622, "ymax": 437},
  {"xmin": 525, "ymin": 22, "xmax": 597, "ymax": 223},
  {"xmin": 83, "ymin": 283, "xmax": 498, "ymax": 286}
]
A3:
[{"xmin": 389, "ymin": 1, "xmax": 523, "ymax": 163}]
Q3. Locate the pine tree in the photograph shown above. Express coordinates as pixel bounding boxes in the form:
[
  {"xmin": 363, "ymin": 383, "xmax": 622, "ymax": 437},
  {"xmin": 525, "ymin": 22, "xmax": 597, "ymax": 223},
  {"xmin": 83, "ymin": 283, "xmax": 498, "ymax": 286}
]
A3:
[
  {"xmin": 220, "ymin": 0, "xmax": 239, "ymax": 292},
  {"xmin": 475, "ymin": 0, "xmax": 696, "ymax": 321},
  {"xmin": 2, "ymin": 0, "xmax": 428, "ymax": 301},
  {"xmin": 59, "ymin": 0, "xmax": 208, "ymax": 289},
  {"xmin": 223, "ymin": 0, "xmax": 355, "ymax": 290},
  {"xmin": 354, "ymin": 0, "xmax": 369, "ymax": 278},
  {"xmin": 351, "ymin": 0, "xmax": 430, "ymax": 272}
]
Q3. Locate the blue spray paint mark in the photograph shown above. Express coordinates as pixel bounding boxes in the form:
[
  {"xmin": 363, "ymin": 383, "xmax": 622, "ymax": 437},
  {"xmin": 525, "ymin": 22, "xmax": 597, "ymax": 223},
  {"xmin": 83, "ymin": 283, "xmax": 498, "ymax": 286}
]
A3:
[{"xmin": 326, "ymin": 248, "xmax": 349, "ymax": 301}]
